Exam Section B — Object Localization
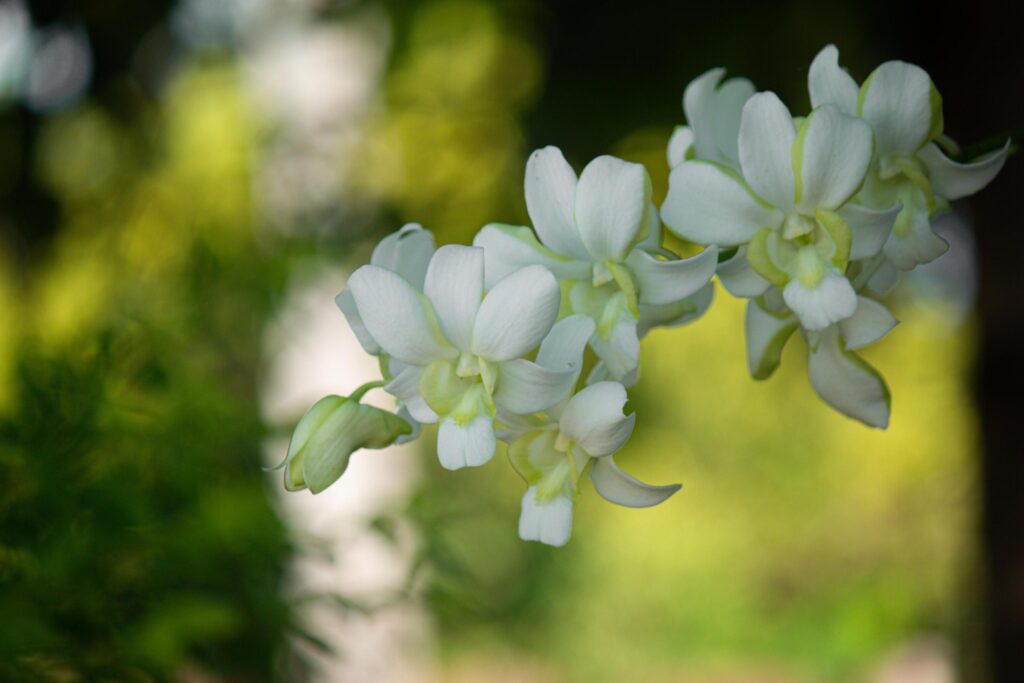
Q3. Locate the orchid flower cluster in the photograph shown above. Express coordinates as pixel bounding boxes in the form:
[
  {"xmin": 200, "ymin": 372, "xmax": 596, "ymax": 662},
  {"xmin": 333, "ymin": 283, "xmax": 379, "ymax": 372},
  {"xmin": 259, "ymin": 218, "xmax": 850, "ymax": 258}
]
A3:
[{"xmin": 278, "ymin": 45, "xmax": 1009, "ymax": 547}]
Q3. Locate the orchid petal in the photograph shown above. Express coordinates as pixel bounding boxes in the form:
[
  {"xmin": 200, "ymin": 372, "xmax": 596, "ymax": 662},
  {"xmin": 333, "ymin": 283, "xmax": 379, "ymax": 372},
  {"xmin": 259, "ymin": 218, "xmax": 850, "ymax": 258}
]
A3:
[
  {"xmin": 575, "ymin": 155, "xmax": 651, "ymax": 261},
  {"xmin": 840, "ymin": 202, "xmax": 900, "ymax": 260},
  {"xmin": 471, "ymin": 265, "xmax": 560, "ymax": 362},
  {"xmin": 808, "ymin": 45, "xmax": 858, "ymax": 115},
  {"xmin": 335, "ymin": 287, "xmax": 381, "ymax": 356},
  {"xmin": 472, "ymin": 223, "xmax": 590, "ymax": 288},
  {"xmin": 524, "ymin": 146, "xmax": 589, "ymax": 259},
  {"xmin": 782, "ymin": 270, "xmax": 857, "ymax": 331},
  {"xmin": 745, "ymin": 299, "xmax": 798, "ymax": 379},
  {"xmin": 839, "ymin": 296, "xmax": 898, "ymax": 350},
  {"xmin": 589, "ymin": 320, "xmax": 640, "ymax": 383},
  {"xmin": 384, "ymin": 365, "xmax": 438, "ymax": 424},
  {"xmin": 638, "ymin": 283, "xmax": 715, "ymax": 337},
  {"xmin": 370, "ymin": 223, "xmax": 435, "ymax": 290},
  {"xmin": 918, "ymin": 140, "xmax": 1009, "ymax": 201},
  {"xmin": 437, "ymin": 415, "xmax": 496, "ymax": 470},
  {"xmin": 590, "ymin": 456, "xmax": 680, "ymax": 508},
  {"xmin": 519, "ymin": 487, "xmax": 573, "ymax": 547},
  {"xmin": 809, "ymin": 327, "xmax": 890, "ymax": 428},
  {"xmin": 494, "ymin": 359, "xmax": 577, "ymax": 415},
  {"xmin": 559, "ymin": 381, "xmax": 636, "ymax": 457},
  {"xmin": 795, "ymin": 105, "xmax": 873, "ymax": 211},
  {"xmin": 859, "ymin": 60, "xmax": 938, "ymax": 156},
  {"xmin": 667, "ymin": 125, "xmax": 694, "ymax": 168},
  {"xmin": 625, "ymin": 245, "xmax": 719, "ymax": 306},
  {"xmin": 716, "ymin": 248, "xmax": 771, "ymax": 297},
  {"xmin": 424, "ymin": 245, "xmax": 483, "ymax": 351},
  {"xmin": 738, "ymin": 92, "xmax": 797, "ymax": 210}
]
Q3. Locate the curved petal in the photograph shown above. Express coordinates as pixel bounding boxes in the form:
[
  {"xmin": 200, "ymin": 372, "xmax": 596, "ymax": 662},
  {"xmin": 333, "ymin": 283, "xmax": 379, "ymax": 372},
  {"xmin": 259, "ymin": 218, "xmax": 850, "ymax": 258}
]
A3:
[
  {"xmin": 348, "ymin": 265, "xmax": 455, "ymax": 365},
  {"xmin": 424, "ymin": 245, "xmax": 484, "ymax": 351},
  {"xmin": 519, "ymin": 487, "xmax": 573, "ymax": 547},
  {"xmin": 716, "ymin": 248, "xmax": 771, "ymax": 297},
  {"xmin": 394, "ymin": 404, "xmax": 422, "ymax": 445},
  {"xmin": 524, "ymin": 146, "xmax": 589, "ymax": 259},
  {"xmin": 335, "ymin": 287, "xmax": 381, "ymax": 355},
  {"xmin": 384, "ymin": 365, "xmax": 438, "ymax": 423},
  {"xmin": 667, "ymin": 125, "xmax": 694, "ymax": 168},
  {"xmin": 589, "ymin": 319, "xmax": 640, "ymax": 383},
  {"xmin": 859, "ymin": 60, "xmax": 938, "ymax": 156},
  {"xmin": 662, "ymin": 161, "xmax": 782, "ymax": 246},
  {"xmin": 559, "ymin": 381, "xmax": 636, "ymax": 457},
  {"xmin": 683, "ymin": 67, "xmax": 754, "ymax": 167},
  {"xmin": 867, "ymin": 259, "xmax": 900, "ymax": 297},
  {"xmin": 494, "ymin": 359, "xmax": 577, "ymax": 415},
  {"xmin": 840, "ymin": 202, "xmax": 899, "ymax": 260},
  {"xmin": 738, "ymin": 92, "xmax": 797, "ymax": 210},
  {"xmin": 638, "ymin": 282, "xmax": 715, "ymax": 337},
  {"xmin": 536, "ymin": 314, "xmax": 595, "ymax": 379},
  {"xmin": 839, "ymin": 296, "xmax": 898, "ymax": 350},
  {"xmin": 883, "ymin": 205, "xmax": 948, "ymax": 270},
  {"xmin": 590, "ymin": 456, "xmax": 680, "ymax": 508},
  {"xmin": 918, "ymin": 140, "xmax": 1009, "ymax": 201},
  {"xmin": 745, "ymin": 299, "xmax": 798, "ymax": 379},
  {"xmin": 437, "ymin": 415, "xmax": 496, "ymax": 470},
  {"xmin": 471, "ymin": 265, "xmax": 560, "ymax": 362},
  {"xmin": 809, "ymin": 327, "xmax": 890, "ymax": 428},
  {"xmin": 795, "ymin": 105, "xmax": 873, "ymax": 211},
  {"xmin": 370, "ymin": 223, "xmax": 435, "ymax": 290},
  {"xmin": 626, "ymin": 245, "xmax": 719, "ymax": 306},
  {"xmin": 575, "ymin": 155, "xmax": 651, "ymax": 261},
  {"xmin": 472, "ymin": 223, "xmax": 590, "ymax": 288},
  {"xmin": 808, "ymin": 44, "xmax": 858, "ymax": 115},
  {"xmin": 782, "ymin": 270, "xmax": 857, "ymax": 331}
]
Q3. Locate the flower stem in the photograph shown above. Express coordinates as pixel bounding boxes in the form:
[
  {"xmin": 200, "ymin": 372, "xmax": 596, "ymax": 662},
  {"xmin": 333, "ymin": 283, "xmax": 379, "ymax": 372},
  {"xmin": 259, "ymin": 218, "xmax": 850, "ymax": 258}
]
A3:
[
  {"xmin": 955, "ymin": 125, "xmax": 1024, "ymax": 162},
  {"xmin": 350, "ymin": 380, "xmax": 385, "ymax": 403}
]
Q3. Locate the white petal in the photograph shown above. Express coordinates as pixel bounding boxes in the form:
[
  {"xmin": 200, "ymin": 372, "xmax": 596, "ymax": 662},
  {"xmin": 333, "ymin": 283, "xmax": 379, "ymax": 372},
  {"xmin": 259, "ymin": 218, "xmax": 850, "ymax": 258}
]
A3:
[
  {"xmin": 394, "ymin": 404, "xmax": 422, "ymax": 445},
  {"xmin": 859, "ymin": 60, "xmax": 936, "ymax": 156},
  {"xmin": 667, "ymin": 125, "xmax": 694, "ymax": 168},
  {"xmin": 683, "ymin": 67, "xmax": 754, "ymax": 167},
  {"xmin": 370, "ymin": 223, "xmax": 435, "ymax": 290},
  {"xmin": 437, "ymin": 415, "xmax": 496, "ymax": 470},
  {"xmin": 335, "ymin": 287, "xmax": 381, "ymax": 355},
  {"xmin": 625, "ymin": 245, "xmax": 719, "ymax": 306},
  {"xmin": 918, "ymin": 140, "xmax": 1009, "ymax": 201},
  {"xmin": 590, "ymin": 456, "xmax": 680, "ymax": 508},
  {"xmin": 709, "ymin": 77, "xmax": 756, "ymax": 168},
  {"xmin": 809, "ymin": 327, "xmax": 890, "ymax": 428},
  {"xmin": 796, "ymin": 105, "xmax": 873, "ymax": 211},
  {"xmin": 471, "ymin": 265, "xmax": 560, "ymax": 362},
  {"xmin": 472, "ymin": 223, "xmax": 590, "ymax": 288},
  {"xmin": 524, "ymin": 146, "xmax": 589, "ymax": 259},
  {"xmin": 839, "ymin": 296, "xmax": 898, "ymax": 350},
  {"xmin": 535, "ymin": 314, "xmax": 595, "ymax": 375},
  {"xmin": 782, "ymin": 271, "xmax": 857, "ymax": 331},
  {"xmin": 638, "ymin": 283, "xmax": 715, "ymax": 337},
  {"xmin": 738, "ymin": 92, "xmax": 796, "ymax": 210},
  {"xmin": 348, "ymin": 265, "xmax": 455, "ymax": 365},
  {"xmin": 559, "ymin": 381, "xmax": 636, "ymax": 457},
  {"xmin": 384, "ymin": 365, "xmax": 438, "ymax": 423},
  {"xmin": 867, "ymin": 259, "xmax": 900, "ymax": 296},
  {"xmin": 745, "ymin": 299, "xmax": 798, "ymax": 379},
  {"xmin": 494, "ymin": 359, "xmax": 577, "ymax": 415},
  {"xmin": 883, "ymin": 206, "xmax": 948, "ymax": 270},
  {"xmin": 716, "ymin": 248, "xmax": 770, "ymax": 297},
  {"xmin": 808, "ymin": 44, "xmax": 858, "ymax": 115},
  {"xmin": 574, "ymin": 155, "xmax": 651, "ymax": 261},
  {"xmin": 589, "ymin": 320, "xmax": 640, "ymax": 383},
  {"xmin": 662, "ymin": 161, "xmax": 782, "ymax": 246},
  {"xmin": 518, "ymin": 487, "xmax": 573, "ymax": 547},
  {"xmin": 423, "ymin": 245, "xmax": 483, "ymax": 351},
  {"xmin": 840, "ymin": 203, "xmax": 900, "ymax": 260}
]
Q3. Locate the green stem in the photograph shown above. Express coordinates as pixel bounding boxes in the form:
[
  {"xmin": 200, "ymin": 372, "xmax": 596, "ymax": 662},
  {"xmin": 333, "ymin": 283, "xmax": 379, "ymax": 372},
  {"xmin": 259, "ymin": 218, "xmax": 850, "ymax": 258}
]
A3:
[
  {"xmin": 955, "ymin": 125, "xmax": 1024, "ymax": 162},
  {"xmin": 350, "ymin": 380, "xmax": 385, "ymax": 403}
]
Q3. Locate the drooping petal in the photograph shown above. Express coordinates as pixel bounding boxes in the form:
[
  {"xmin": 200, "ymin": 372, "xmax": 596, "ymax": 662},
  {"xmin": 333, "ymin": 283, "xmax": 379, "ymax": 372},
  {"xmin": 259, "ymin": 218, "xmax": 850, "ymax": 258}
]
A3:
[
  {"xmin": 348, "ymin": 265, "xmax": 455, "ymax": 365},
  {"xmin": 662, "ymin": 161, "xmax": 783, "ymax": 246},
  {"xmin": 625, "ymin": 245, "xmax": 719, "ymax": 306},
  {"xmin": 667, "ymin": 125, "xmax": 694, "ymax": 168},
  {"xmin": 638, "ymin": 283, "xmax": 715, "ymax": 337},
  {"xmin": 535, "ymin": 314, "xmax": 595, "ymax": 381},
  {"xmin": 524, "ymin": 146, "xmax": 589, "ymax": 259},
  {"xmin": 745, "ymin": 299, "xmax": 798, "ymax": 379},
  {"xmin": 437, "ymin": 415, "xmax": 496, "ymax": 470},
  {"xmin": 859, "ymin": 60, "xmax": 939, "ymax": 156},
  {"xmin": 918, "ymin": 140, "xmax": 1009, "ymax": 201},
  {"xmin": 589, "ymin": 319, "xmax": 640, "ymax": 383},
  {"xmin": 716, "ymin": 248, "xmax": 770, "ymax": 298},
  {"xmin": 575, "ymin": 155, "xmax": 651, "ymax": 261},
  {"xmin": 590, "ymin": 456, "xmax": 680, "ymax": 507},
  {"xmin": 494, "ymin": 359, "xmax": 577, "ymax": 415},
  {"xmin": 384, "ymin": 365, "xmax": 438, "ymax": 423},
  {"xmin": 471, "ymin": 265, "xmax": 560, "ymax": 362},
  {"xmin": 738, "ymin": 91, "xmax": 797, "ymax": 210},
  {"xmin": 472, "ymin": 223, "xmax": 590, "ymax": 288},
  {"xmin": 808, "ymin": 44, "xmax": 858, "ymax": 115},
  {"xmin": 370, "ymin": 223, "xmax": 435, "ymax": 290},
  {"xmin": 840, "ymin": 202, "xmax": 900, "ymax": 260},
  {"xmin": 782, "ymin": 270, "xmax": 858, "ymax": 331},
  {"xmin": 518, "ymin": 487, "xmax": 573, "ymax": 547},
  {"xmin": 423, "ymin": 245, "xmax": 483, "ymax": 351},
  {"xmin": 795, "ymin": 105, "xmax": 873, "ymax": 211},
  {"xmin": 839, "ymin": 296, "xmax": 898, "ymax": 350},
  {"xmin": 335, "ymin": 287, "xmax": 381, "ymax": 356},
  {"xmin": 559, "ymin": 381, "xmax": 636, "ymax": 457},
  {"xmin": 866, "ymin": 259, "xmax": 900, "ymax": 297},
  {"xmin": 883, "ymin": 204, "xmax": 948, "ymax": 270},
  {"xmin": 808, "ymin": 327, "xmax": 890, "ymax": 428}
]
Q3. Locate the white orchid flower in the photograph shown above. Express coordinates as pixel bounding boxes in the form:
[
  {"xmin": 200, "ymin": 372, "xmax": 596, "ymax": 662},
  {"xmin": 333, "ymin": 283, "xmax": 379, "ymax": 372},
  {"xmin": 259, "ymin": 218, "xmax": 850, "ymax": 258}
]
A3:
[
  {"xmin": 347, "ymin": 243, "xmax": 594, "ymax": 471},
  {"xmin": 474, "ymin": 146, "xmax": 718, "ymax": 384},
  {"xmin": 668, "ymin": 67, "xmax": 755, "ymax": 170},
  {"xmin": 335, "ymin": 223, "xmax": 435, "ymax": 438},
  {"xmin": 745, "ymin": 291, "xmax": 898, "ymax": 428},
  {"xmin": 501, "ymin": 381, "xmax": 680, "ymax": 547},
  {"xmin": 809, "ymin": 44, "xmax": 1009, "ymax": 270},
  {"xmin": 662, "ymin": 92, "xmax": 887, "ymax": 331}
]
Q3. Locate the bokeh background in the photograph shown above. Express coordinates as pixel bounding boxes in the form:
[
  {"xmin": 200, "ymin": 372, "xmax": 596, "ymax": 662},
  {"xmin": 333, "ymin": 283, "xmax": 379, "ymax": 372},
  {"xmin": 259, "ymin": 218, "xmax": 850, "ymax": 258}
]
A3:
[{"xmin": 1, "ymin": 0, "xmax": 1021, "ymax": 682}]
